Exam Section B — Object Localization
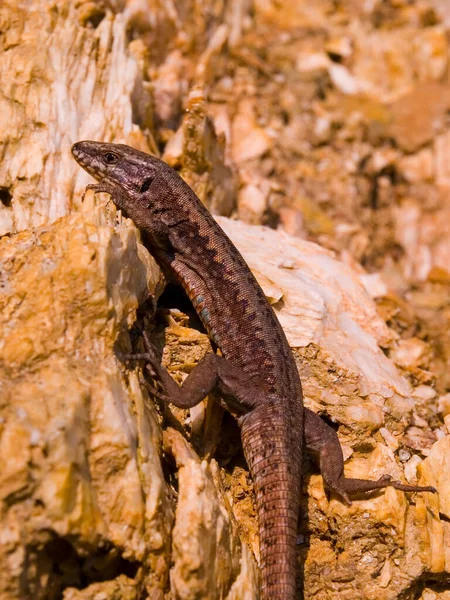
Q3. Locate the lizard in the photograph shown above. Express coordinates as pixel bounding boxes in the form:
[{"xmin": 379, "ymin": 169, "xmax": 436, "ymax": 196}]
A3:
[{"xmin": 71, "ymin": 140, "xmax": 436, "ymax": 600}]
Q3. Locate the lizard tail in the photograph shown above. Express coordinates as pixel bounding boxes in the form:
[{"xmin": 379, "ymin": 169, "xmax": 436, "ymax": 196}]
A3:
[{"xmin": 241, "ymin": 406, "xmax": 302, "ymax": 600}]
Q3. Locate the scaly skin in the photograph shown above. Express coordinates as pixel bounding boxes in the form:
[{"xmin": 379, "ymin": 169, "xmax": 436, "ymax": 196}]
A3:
[{"xmin": 72, "ymin": 141, "xmax": 436, "ymax": 599}]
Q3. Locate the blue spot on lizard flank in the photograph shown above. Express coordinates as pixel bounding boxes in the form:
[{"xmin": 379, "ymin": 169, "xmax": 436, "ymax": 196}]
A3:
[
  {"xmin": 200, "ymin": 307, "xmax": 211, "ymax": 323},
  {"xmin": 193, "ymin": 294, "xmax": 205, "ymax": 307}
]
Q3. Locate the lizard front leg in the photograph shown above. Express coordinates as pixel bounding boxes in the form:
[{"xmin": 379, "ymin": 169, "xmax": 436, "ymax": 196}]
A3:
[
  {"xmin": 304, "ymin": 408, "xmax": 436, "ymax": 505},
  {"xmin": 80, "ymin": 182, "xmax": 118, "ymax": 203}
]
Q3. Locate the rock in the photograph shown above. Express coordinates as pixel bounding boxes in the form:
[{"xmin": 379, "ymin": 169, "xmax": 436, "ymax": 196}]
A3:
[
  {"xmin": 419, "ymin": 436, "xmax": 450, "ymax": 519},
  {"xmin": 379, "ymin": 427, "xmax": 400, "ymax": 450},
  {"xmin": 3, "ymin": 0, "xmax": 450, "ymax": 597},
  {"xmin": 350, "ymin": 27, "xmax": 448, "ymax": 103},
  {"xmin": 0, "ymin": 1, "xmax": 151, "ymax": 236},
  {"xmin": 393, "ymin": 196, "xmax": 450, "ymax": 282},
  {"xmin": 364, "ymin": 147, "xmax": 400, "ymax": 174},
  {"xmin": 398, "ymin": 148, "xmax": 434, "ymax": 183},
  {"xmin": 438, "ymin": 393, "xmax": 450, "ymax": 417},
  {"xmin": 412, "ymin": 385, "xmax": 437, "ymax": 401},
  {"xmin": 237, "ymin": 176, "xmax": 271, "ymax": 224},
  {"xmin": 414, "ymin": 25, "xmax": 448, "ymax": 81},
  {"xmin": 403, "ymin": 426, "xmax": 437, "ymax": 454},
  {"xmin": 328, "ymin": 63, "xmax": 360, "ymax": 95},
  {"xmin": 278, "ymin": 206, "xmax": 307, "ymax": 238},
  {"xmin": 360, "ymin": 272, "xmax": 389, "ymax": 298},
  {"xmin": 420, "ymin": 589, "xmax": 450, "ymax": 600},
  {"xmin": 231, "ymin": 98, "xmax": 272, "ymax": 163},
  {"xmin": 295, "ymin": 52, "xmax": 330, "ymax": 77},
  {"xmin": 253, "ymin": 0, "xmax": 331, "ymax": 29},
  {"xmin": 403, "ymin": 454, "xmax": 423, "ymax": 484},
  {"xmin": 291, "ymin": 195, "xmax": 334, "ymax": 236},
  {"xmin": 434, "ymin": 129, "xmax": 450, "ymax": 187},
  {"xmin": 325, "ymin": 36, "xmax": 353, "ymax": 60},
  {"xmin": 164, "ymin": 86, "xmax": 237, "ymax": 216},
  {"xmin": 428, "ymin": 266, "xmax": 450, "ymax": 284},
  {"xmin": 0, "ymin": 206, "xmax": 173, "ymax": 598},
  {"xmin": 164, "ymin": 429, "xmax": 258, "ymax": 600},
  {"xmin": 63, "ymin": 575, "xmax": 138, "ymax": 600},
  {"xmin": 2, "ymin": 202, "xmax": 444, "ymax": 600},
  {"xmin": 161, "ymin": 126, "xmax": 184, "ymax": 167},
  {"xmin": 430, "ymin": 0, "xmax": 450, "ymax": 27},
  {"xmin": 385, "ymin": 84, "xmax": 450, "ymax": 152},
  {"xmin": 312, "ymin": 114, "xmax": 332, "ymax": 144},
  {"xmin": 391, "ymin": 338, "xmax": 432, "ymax": 369},
  {"xmin": 150, "ymin": 49, "xmax": 187, "ymax": 130}
]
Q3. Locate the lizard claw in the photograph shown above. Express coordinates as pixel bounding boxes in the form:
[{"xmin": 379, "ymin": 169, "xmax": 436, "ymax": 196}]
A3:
[
  {"xmin": 119, "ymin": 330, "xmax": 165, "ymax": 386},
  {"xmin": 142, "ymin": 330, "xmax": 158, "ymax": 355},
  {"xmin": 139, "ymin": 377, "xmax": 170, "ymax": 403},
  {"xmin": 81, "ymin": 183, "xmax": 104, "ymax": 203},
  {"xmin": 379, "ymin": 474, "xmax": 437, "ymax": 494},
  {"xmin": 120, "ymin": 351, "xmax": 160, "ymax": 377}
]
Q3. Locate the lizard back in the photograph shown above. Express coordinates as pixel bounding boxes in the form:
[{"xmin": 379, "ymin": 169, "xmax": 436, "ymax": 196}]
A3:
[{"xmin": 150, "ymin": 166, "xmax": 304, "ymax": 599}]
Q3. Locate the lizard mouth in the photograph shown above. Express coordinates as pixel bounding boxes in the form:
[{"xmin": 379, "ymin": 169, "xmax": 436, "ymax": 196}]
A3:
[
  {"xmin": 71, "ymin": 142, "xmax": 107, "ymax": 182},
  {"xmin": 71, "ymin": 142, "xmax": 88, "ymax": 164}
]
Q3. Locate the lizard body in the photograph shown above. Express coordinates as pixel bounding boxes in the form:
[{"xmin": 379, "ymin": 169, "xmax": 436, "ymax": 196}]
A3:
[{"xmin": 72, "ymin": 141, "xmax": 435, "ymax": 599}]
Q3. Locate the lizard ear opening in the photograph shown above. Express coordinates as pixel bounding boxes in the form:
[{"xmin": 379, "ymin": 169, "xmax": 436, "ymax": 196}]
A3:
[{"xmin": 140, "ymin": 177, "xmax": 154, "ymax": 193}]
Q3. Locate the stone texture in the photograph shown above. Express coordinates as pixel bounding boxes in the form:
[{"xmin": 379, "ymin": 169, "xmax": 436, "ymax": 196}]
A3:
[
  {"xmin": 2, "ymin": 201, "xmax": 446, "ymax": 599},
  {"xmin": 165, "ymin": 428, "xmax": 258, "ymax": 600},
  {"xmin": 0, "ymin": 205, "xmax": 173, "ymax": 599},
  {"xmin": 163, "ymin": 86, "xmax": 237, "ymax": 217},
  {"xmin": 0, "ymin": 0, "xmax": 151, "ymax": 236},
  {"xmin": 2, "ymin": 0, "xmax": 450, "ymax": 598},
  {"xmin": 384, "ymin": 84, "xmax": 450, "ymax": 153}
]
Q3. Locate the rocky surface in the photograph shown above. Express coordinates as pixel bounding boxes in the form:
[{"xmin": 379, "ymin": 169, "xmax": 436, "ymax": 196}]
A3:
[
  {"xmin": 1, "ymin": 0, "xmax": 450, "ymax": 598},
  {"xmin": 0, "ymin": 200, "xmax": 445, "ymax": 599},
  {"xmin": 0, "ymin": 205, "xmax": 172, "ymax": 599}
]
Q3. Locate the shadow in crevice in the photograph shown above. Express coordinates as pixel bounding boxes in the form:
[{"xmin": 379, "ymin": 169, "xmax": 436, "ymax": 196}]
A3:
[{"xmin": 20, "ymin": 532, "xmax": 140, "ymax": 600}]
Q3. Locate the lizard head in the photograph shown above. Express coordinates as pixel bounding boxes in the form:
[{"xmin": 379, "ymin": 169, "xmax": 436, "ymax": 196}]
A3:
[
  {"xmin": 71, "ymin": 140, "xmax": 203, "ymax": 236},
  {"xmin": 71, "ymin": 140, "xmax": 164, "ymax": 194},
  {"xmin": 71, "ymin": 140, "xmax": 168, "ymax": 217}
]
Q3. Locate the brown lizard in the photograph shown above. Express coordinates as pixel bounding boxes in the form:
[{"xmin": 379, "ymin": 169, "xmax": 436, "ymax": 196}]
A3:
[{"xmin": 71, "ymin": 141, "xmax": 436, "ymax": 599}]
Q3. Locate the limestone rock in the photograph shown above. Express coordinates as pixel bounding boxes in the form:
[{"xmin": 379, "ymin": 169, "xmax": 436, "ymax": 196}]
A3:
[
  {"xmin": 393, "ymin": 196, "xmax": 450, "ymax": 283},
  {"xmin": 231, "ymin": 98, "xmax": 272, "ymax": 163},
  {"xmin": 0, "ymin": 204, "xmax": 264, "ymax": 599},
  {"xmin": 2, "ymin": 0, "xmax": 450, "ymax": 598},
  {"xmin": 165, "ymin": 429, "xmax": 258, "ymax": 600},
  {"xmin": 163, "ymin": 86, "xmax": 237, "ymax": 217},
  {"xmin": 0, "ymin": 0, "xmax": 151, "ymax": 237},
  {"xmin": 351, "ymin": 27, "xmax": 448, "ymax": 103},
  {"xmin": 2, "ymin": 201, "xmax": 445, "ymax": 600},
  {"xmin": 420, "ymin": 590, "xmax": 450, "ymax": 600},
  {"xmin": 0, "ymin": 205, "xmax": 173, "ymax": 599},
  {"xmin": 63, "ymin": 575, "xmax": 138, "ymax": 600},
  {"xmin": 385, "ymin": 84, "xmax": 450, "ymax": 153},
  {"xmin": 0, "ymin": 0, "xmax": 235, "ymax": 238}
]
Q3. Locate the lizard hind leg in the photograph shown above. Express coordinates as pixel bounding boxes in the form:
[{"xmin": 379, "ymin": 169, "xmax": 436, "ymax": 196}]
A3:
[
  {"xmin": 304, "ymin": 408, "xmax": 436, "ymax": 506},
  {"xmin": 122, "ymin": 331, "xmax": 260, "ymax": 413}
]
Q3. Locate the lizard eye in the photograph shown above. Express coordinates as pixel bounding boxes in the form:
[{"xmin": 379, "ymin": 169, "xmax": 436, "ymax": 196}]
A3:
[
  {"xmin": 103, "ymin": 152, "xmax": 119, "ymax": 165},
  {"xmin": 140, "ymin": 177, "xmax": 154, "ymax": 193}
]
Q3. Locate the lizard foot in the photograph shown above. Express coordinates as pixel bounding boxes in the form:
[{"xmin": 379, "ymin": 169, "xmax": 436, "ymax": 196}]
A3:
[
  {"xmin": 139, "ymin": 377, "xmax": 171, "ymax": 403},
  {"xmin": 120, "ymin": 330, "xmax": 162, "ymax": 377},
  {"xmin": 121, "ymin": 351, "xmax": 159, "ymax": 378}
]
